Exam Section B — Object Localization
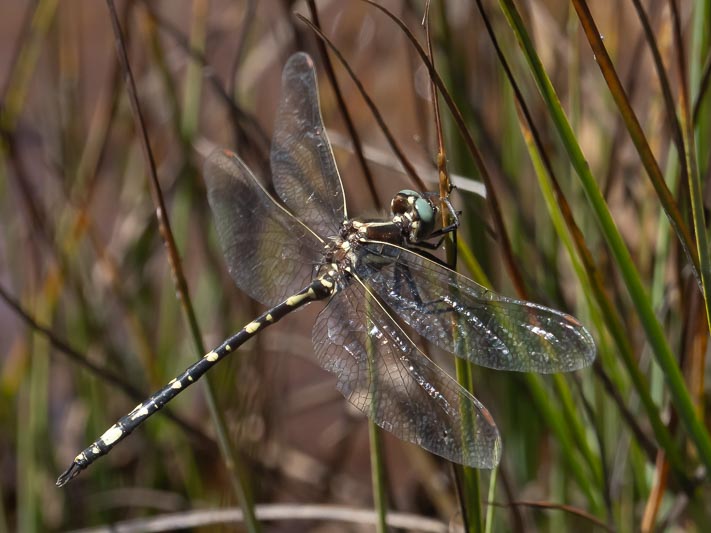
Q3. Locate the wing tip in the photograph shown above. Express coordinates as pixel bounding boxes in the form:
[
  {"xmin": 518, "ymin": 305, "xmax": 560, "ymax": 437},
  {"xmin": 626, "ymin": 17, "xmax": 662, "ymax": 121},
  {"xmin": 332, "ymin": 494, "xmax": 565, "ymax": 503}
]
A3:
[
  {"xmin": 286, "ymin": 51, "xmax": 314, "ymax": 71},
  {"xmin": 205, "ymin": 147, "xmax": 236, "ymax": 166},
  {"xmin": 558, "ymin": 311, "xmax": 597, "ymax": 372},
  {"xmin": 460, "ymin": 431, "xmax": 502, "ymax": 470},
  {"xmin": 576, "ymin": 322, "xmax": 598, "ymax": 370},
  {"xmin": 203, "ymin": 147, "xmax": 250, "ymax": 187}
]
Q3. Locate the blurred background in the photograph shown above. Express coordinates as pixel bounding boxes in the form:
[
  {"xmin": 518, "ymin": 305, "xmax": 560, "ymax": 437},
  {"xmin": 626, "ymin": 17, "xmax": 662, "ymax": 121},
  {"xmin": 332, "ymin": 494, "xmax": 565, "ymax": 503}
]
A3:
[{"xmin": 1, "ymin": 0, "xmax": 709, "ymax": 531}]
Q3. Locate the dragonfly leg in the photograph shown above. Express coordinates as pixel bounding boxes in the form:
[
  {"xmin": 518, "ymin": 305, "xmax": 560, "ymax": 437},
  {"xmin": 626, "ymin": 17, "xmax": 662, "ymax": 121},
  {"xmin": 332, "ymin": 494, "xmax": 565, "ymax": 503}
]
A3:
[
  {"xmin": 420, "ymin": 194, "xmax": 460, "ymax": 239},
  {"xmin": 391, "ymin": 261, "xmax": 458, "ymax": 318}
]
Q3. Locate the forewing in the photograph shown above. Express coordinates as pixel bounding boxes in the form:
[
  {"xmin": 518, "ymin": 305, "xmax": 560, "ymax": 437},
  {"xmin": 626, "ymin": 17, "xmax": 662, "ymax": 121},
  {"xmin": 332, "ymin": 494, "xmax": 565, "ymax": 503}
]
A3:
[
  {"xmin": 356, "ymin": 242, "xmax": 596, "ymax": 373},
  {"xmin": 271, "ymin": 52, "xmax": 346, "ymax": 238},
  {"xmin": 204, "ymin": 148, "xmax": 324, "ymax": 307},
  {"xmin": 312, "ymin": 280, "xmax": 501, "ymax": 468}
]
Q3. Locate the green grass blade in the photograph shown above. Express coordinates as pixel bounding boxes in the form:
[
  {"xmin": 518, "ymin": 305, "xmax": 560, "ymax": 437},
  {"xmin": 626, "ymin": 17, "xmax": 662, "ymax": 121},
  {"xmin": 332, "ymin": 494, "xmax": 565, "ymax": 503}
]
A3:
[
  {"xmin": 674, "ymin": 0, "xmax": 711, "ymax": 349},
  {"xmin": 517, "ymin": 105, "xmax": 687, "ymax": 480},
  {"xmin": 368, "ymin": 423, "xmax": 389, "ymax": 533},
  {"xmin": 0, "ymin": 0, "xmax": 59, "ymax": 132},
  {"xmin": 525, "ymin": 374, "xmax": 603, "ymax": 514},
  {"xmin": 180, "ymin": 0, "xmax": 208, "ymax": 140},
  {"xmin": 366, "ymin": 294, "xmax": 389, "ymax": 533},
  {"xmin": 572, "ymin": 1, "xmax": 700, "ymax": 281},
  {"xmin": 454, "ymin": 358, "xmax": 483, "ymax": 533},
  {"xmin": 483, "ymin": 467, "xmax": 497, "ymax": 533},
  {"xmin": 498, "ymin": 0, "xmax": 711, "ymax": 475}
]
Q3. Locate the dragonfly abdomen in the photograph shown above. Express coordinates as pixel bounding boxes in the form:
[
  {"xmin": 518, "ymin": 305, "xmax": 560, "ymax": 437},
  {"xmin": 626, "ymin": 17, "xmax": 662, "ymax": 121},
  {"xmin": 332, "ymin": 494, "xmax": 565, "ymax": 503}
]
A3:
[{"xmin": 56, "ymin": 272, "xmax": 337, "ymax": 487}]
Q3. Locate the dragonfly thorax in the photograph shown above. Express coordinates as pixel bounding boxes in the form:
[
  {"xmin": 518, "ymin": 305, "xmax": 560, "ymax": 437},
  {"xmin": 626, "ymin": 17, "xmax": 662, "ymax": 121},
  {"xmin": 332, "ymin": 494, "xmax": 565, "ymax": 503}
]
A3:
[
  {"xmin": 322, "ymin": 231, "xmax": 359, "ymax": 278},
  {"xmin": 334, "ymin": 190, "xmax": 442, "ymax": 252}
]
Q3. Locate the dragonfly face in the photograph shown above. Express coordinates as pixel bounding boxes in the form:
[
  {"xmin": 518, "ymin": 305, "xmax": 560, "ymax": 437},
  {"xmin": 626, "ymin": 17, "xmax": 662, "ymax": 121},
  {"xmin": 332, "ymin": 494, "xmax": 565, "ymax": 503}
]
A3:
[{"xmin": 390, "ymin": 189, "xmax": 438, "ymax": 243}]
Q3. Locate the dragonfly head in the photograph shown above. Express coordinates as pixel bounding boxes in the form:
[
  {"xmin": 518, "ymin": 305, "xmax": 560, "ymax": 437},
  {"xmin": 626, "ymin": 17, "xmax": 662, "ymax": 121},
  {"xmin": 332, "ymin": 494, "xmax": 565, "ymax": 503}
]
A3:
[{"xmin": 391, "ymin": 190, "xmax": 437, "ymax": 243}]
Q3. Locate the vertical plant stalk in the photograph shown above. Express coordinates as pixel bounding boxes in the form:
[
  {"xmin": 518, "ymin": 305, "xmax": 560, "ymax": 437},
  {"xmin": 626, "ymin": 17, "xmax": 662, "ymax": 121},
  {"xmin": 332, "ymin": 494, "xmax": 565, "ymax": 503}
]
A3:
[
  {"xmin": 296, "ymin": 15, "xmax": 426, "ymax": 191},
  {"xmin": 471, "ymin": 0, "xmax": 607, "ymax": 497},
  {"xmin": 641, "ymin": 451, "xmax": 669, "ymax": 532},
  {"xmin": 573, "ymin": 0, "xmax": 707, "ymax": 313},
  {"xmin": 688, "ymin": 0, "xmax": 711, "ymax": 424},
  {"xmin": 483, "ymin": 467, "xmax": 498, "ymax": 533},
  {"xmin": 226, "ymin": 0, "xmax": 256, "ymax": 96},
  {"xmin": 508, "ymin": 61, "xmax": 688, "ymax": 487},
  {"xmin": 365, "ymin": 293, "xmax": 388, "ymax": 533},
  {"xmin": 103, "ymin": 2, "xmax": 260, "ymax": 531},
  {"xmin": 306, "ymin": 0, "xmax": 380, "ymax": 208},
  {"xmin": 180, "ymin": 0, "xmax": 208, "ymax": 140},
  {"xmin": 360, "ymin": 0, "xmax": 528, "ymax": 299},
  {"xmin": 523, "ymin": 109, "xmax": 690, "ymax": 488},
  {"xmin": 668, "ymin": 0, "xmax": 711, "ymax": 359},
  {"xmin": 579, "ymin": 0, "xmax": 711, "ymax": 424},
  {"xmin": 368, "ymin": 425, "xmax": 388, "ymax": 533},
  {"xmin": 22, "ymin": 293, "xmax": 51, "ymax": 533},
  {"xmin": 0, "ymin": 0, "xmax": 60, "ymax": 134},
  {"xmin": 425, "ymin": 6, "xmax": 483, "ymax": 533}
]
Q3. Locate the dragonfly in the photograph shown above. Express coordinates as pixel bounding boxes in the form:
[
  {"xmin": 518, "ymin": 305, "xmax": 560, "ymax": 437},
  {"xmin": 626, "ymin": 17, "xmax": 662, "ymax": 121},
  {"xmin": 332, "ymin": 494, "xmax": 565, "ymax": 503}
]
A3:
[{"xmin": 57, "ymin": 52, "xmax": 595, "ymax": 487}]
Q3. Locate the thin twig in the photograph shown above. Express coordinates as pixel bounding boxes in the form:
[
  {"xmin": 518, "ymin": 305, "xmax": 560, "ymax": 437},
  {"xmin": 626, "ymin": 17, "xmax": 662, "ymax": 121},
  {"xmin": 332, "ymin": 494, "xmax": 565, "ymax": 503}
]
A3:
[
  {"xmin": 70, "ymin": 504, "xmax": 448, "ymax": 533},
  {"xmin": 359, "ymin": 0, "xmax": 527, "ymax": 297},
  {"xmin": 227, "ymin": 0, "xmax": 257, "ymax": 96},
  {"xmin": 296, "ymin": 14, "xmax": 427, "ymax": 191},
  {"xmin": 140, "ymin": 0, "xmax": 270, "ymax": 159},
  {"xmin": 104, "ymin": 3, "xmax": 259, "ymax": 529},
  {"xmin": 692, "ymin": 50, "xmax": 711, "ymax": 124},
  {"xmin": 305, "ymin": 1, "xmax": 380, "ymax": 208},
  {"xmin": 486, "ymin": 500, "xmax": 615, "ymax": 533}
]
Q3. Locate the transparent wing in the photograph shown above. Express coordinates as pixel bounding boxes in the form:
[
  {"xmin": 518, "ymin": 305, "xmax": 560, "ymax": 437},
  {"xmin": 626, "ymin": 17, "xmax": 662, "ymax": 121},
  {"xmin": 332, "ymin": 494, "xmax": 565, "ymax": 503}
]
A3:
[
  {"xmin": 312, "ymin": 279, "xmax": 501, "ymax": 468},
  {"xmin": 355, "ymin": 242, "xmax": 596, "ymax": 373},
  {"xmin": 271, "ymin": 52, "xmax": 346, "ymax": 238},
  {"xmin": 204, "ymin": 148, "xmax": 325, "ymax": 307}
]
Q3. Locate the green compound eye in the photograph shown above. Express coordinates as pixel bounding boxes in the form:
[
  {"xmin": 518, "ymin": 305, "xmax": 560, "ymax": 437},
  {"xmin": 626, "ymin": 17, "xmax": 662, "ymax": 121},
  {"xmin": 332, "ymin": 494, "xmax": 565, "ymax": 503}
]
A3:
[
  {"xmin": 392, "ymin": 190, "xmax": 437, "ymax": 241},
  {"xmin": 414, "ymin": 197, "xmax": 434, "ymax": 224}
]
